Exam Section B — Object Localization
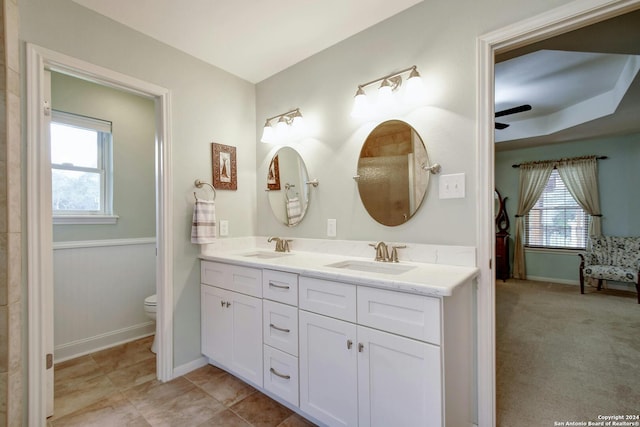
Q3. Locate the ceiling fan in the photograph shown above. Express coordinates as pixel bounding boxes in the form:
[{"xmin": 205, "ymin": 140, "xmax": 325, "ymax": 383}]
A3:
[{"xmin": 495, "ymin": 104, "xmax": 532, "ymax": 129}]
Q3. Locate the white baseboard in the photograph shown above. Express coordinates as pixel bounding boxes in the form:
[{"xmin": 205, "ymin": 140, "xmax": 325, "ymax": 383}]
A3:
[
  {"xmin": 54, "ymin": 322, "xmax": 155, "ymax": 363},
  {"xmin": 526, "ymin": 275, "xmax": 579, "ymax": 286},
  {"xmin": 526, "ymin": 275, "xmax": 636, "ymax": 292},
  {"xmin": 173, "ymin": 356, "xmax": 209, "ymax": 378}
]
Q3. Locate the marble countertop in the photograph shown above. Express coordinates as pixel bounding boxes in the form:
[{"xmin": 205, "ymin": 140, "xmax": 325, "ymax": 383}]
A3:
[{"xmin": 199, "ymin": 248, "xmax": 479, "ymax": 297}]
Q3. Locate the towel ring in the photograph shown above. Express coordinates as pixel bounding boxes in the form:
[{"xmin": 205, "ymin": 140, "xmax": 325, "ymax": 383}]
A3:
[
  {"xmin": 284, "ymin": 183, "xmax": 297, "ymax": 201},
  {"xmin": 194, "ymin": 179, "xmax": 216, "ymax": 201}
]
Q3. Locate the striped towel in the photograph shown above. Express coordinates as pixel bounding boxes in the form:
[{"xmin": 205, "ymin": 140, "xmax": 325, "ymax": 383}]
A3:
[
  {"xmin": 191, "ymin": 199, "xmax": 217, "ymax": 244},
  {"xmin": 286, "ymin": 197, "xmax": 302, "ymax": 226}
]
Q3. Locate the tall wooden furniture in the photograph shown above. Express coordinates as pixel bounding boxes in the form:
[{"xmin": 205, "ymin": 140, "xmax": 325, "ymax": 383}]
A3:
[{"xmin": 495, "ymin": 189, "xmax": 510, "ymax": 281}]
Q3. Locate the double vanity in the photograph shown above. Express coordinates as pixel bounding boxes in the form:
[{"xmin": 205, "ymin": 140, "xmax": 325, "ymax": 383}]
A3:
[{"xmin": 199, "ymin": 239, "xmax": 479, "ymax": 426}]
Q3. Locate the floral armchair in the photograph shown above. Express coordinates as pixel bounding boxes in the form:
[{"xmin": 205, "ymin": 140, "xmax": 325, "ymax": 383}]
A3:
[{"xmin": 579, "ymin": 236, "xmax": 640, "ymax": 304}]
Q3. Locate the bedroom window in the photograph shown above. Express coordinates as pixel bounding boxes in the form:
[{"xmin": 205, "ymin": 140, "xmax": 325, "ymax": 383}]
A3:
[
  {"xmin": 525, "ymin": 169, "xmax": 589, "ymax": 250},
  {"xmin": 50, "ymin": 111, "xmax": 116, "ymax": 224}
]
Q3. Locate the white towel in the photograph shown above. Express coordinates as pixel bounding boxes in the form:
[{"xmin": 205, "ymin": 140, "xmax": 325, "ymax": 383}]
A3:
[
  {"xmin": 191, "ymin": 199, "xmax": 217, "ymax": 244},
  {"xmin": 286, "ymin": 197, "xmax": 302, "ymax": 226}
]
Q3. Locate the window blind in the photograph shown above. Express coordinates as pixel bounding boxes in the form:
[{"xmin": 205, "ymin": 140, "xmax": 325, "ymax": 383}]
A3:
[{"xmin": 525, "ymin": 169, "xmax": 589, "ymax": 249}]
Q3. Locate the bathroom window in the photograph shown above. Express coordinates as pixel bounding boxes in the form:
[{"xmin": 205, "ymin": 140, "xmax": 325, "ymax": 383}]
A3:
[
  {"xmin": 50, "ymin": 111, "xmax": 117, "ymax": 224},
  {"xmin": 525, "ymin": 169, "xmax": 589, "ymax": 250}
]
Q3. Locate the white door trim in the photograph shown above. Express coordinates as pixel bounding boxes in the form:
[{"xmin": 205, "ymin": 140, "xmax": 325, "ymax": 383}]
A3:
[
  {"xmin": 476, "ymin": 0, "xmax": 640, "ymax": 425},
  {"xmin": 26, "ymin": 43, "xmax": 174, "ymax": 426}
]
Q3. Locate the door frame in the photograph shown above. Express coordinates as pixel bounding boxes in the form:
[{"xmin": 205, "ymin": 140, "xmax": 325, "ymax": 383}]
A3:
[
  {"xmin": 476, "ymin": 0, "xmax": 640, "ymax": 425},
  {"xmin": 26, "ymin": 43, "xmax": 174, "ymax": 425}
]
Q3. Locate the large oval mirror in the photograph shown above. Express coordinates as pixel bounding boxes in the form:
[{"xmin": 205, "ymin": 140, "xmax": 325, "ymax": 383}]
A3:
[
  {"xmin": 357, "ymin": 120, "xmax": 431, "ymax": 226},
  {"xmin": 266, "ymin": 147, "xmax": 310, "ymax": 227}
]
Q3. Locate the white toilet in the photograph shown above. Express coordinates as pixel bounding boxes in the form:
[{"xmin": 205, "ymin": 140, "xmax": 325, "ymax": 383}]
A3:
[{"xmin": 143, "ymin": 294, "xmax": 157, "ymax": 353}]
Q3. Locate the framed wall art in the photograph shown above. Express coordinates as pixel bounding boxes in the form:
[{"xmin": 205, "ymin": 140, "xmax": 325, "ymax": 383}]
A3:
[
  {"xmin": 267, "ymin": 154, "xmax": 280, "ymax": 190},
  {"xmin": 211, "ymin": 143, "xmax": 237, "ymax": 190}
]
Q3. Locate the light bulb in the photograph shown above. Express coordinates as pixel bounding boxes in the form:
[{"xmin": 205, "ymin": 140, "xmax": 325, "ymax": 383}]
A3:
[
  {"xmin": 404, "ymin": 68, "xmax": 425, "ymax": 105},
  {"xmin": 351, "ymin": 87, "xmax": 370, "ymax": 118},
  {"xmin": 290, "ymin": 111, "xmax": 304, "ymax": 136},
  {"xmin": 275, "ymin": 116, "xmax": 289, "ymax": 139},
  {"xmin": 260, "ymin": 122, "xmax": 274, "ymax": 143},
  {"xmin": 377, "ymin": 79, "xmax": 396, "ymax": 111}
]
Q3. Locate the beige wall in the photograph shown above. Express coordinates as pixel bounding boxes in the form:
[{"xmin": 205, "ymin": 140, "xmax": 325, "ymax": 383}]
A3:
[{"xmin": 0, "ymin": 0, "xmax": 22, "ymax": 424}]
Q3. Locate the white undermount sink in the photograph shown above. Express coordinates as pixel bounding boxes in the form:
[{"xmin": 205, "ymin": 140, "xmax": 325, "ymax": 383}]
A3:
[
  {"xmin": 325, "ymin": 260, "xmax": 415, "ymax": 275},
  {"xmin": 241, "ymin": 251, "xmax": 291, "ymax": 259}
]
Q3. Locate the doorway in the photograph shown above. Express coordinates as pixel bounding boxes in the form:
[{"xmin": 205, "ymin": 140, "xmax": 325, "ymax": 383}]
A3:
[
  {"xmin": 476, "ymin": 1, "xmax": 640, "ymax": 425},
  {"xmin": 26, "ymin": 44, "xmax": 174, "ymax": 424}
]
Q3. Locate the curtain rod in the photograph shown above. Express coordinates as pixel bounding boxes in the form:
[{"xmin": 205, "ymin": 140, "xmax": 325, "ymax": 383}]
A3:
[{"xmin": 511, "ymin": 156, "xmax": 608, "ymax": 168}]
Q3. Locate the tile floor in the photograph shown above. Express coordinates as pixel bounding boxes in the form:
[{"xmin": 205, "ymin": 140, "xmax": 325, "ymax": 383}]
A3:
[{"xmin": 49, "ymin": 336, "xmax": 316, "ymax": 426}]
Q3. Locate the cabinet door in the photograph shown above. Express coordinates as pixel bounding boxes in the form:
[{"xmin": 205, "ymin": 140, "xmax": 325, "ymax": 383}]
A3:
[
  {"xmin": 201, "ymin": 285, "xmax": 231, "ymax": 364},
  {"xmin": 357, "ymin": 326, "xmax": 442, "ymax": 427},
  {"xmin": 299, "ymin": 310, "xmax": 358, "ymax": 427},
  {"xmin": 228, "ymin": 291, "xmax": 263, "ymax": 387}
]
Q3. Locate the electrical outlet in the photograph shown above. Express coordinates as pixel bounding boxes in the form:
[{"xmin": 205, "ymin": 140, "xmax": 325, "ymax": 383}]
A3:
[
  {"xmin": 327, "ymin": 219, "xmax": 337, "ymax": 237},
  {"xmin": 439, "ymin": 173, "xmax": 465, "ymax": 199},
  {"xmin": 219, "ymin": 220, "xmax": 229, "ymax": 236}
]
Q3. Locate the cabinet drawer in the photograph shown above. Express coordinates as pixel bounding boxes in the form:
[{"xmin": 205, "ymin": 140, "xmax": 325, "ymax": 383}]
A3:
[
  {"xmin": 201, "ymin": 261, "xmax": 262, "ymax": 298},
  {"xmin": 263, "ymin": 345, "xmax": 299, "ymax": 407},
  {"xmin": 299, "ymin": 277, "xmax": 356, "ymax": 322},
  {"xmin": 357, "ymin": 286, "xmax": 441, "ymax": 345},
  {"xmin": 263, "ymin": 269, "xmax": 298, "ymax": 306},
  {"xmin": 263, "ymin": 300, "xmax": 298, "ymax": 356}
]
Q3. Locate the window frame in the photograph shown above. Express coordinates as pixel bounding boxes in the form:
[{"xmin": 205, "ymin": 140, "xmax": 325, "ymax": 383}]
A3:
[
  {"xmin": 50, "ymin": 110, "xmax": 118, "ymax": 224},
  {"xmin": 524, "ymin": 168, "xmax": 589, "ymax": 251}
]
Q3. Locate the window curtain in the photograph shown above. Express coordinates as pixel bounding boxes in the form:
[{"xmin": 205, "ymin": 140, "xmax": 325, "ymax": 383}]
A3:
[
  {"xmin": 556, "ymin": 156, "xmax": 602, "ymax": 238},
  {"xmin": 513, "ymin": 161, "xmax": 555, "ymax": 279}
]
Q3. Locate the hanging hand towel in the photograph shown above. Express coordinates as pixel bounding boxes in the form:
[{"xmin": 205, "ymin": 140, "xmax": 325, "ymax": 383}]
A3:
[
  {"xmin": 286, "ymin": 196, "xmax": 302, "ymax": 226},
  {"xmin": 191, "ymin": 199, "xmax": 217, "ymax": 244}
]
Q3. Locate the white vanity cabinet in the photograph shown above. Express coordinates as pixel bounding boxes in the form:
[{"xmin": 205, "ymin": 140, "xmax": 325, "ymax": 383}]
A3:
[
  {"xmin": 200, "ymin": 258, "xmax": 474, "ymax": 427},
  {"xmin": 299, "ymin": 276, "xmax": 470, "ymax": 427},
  {"xmin": 200, "ymin": 261, "xmax": 263, "ymax": 387}
]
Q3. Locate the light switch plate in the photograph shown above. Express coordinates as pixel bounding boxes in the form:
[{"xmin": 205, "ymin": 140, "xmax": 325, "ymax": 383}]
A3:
[
  {"xmin": 327, "ymin": 219, "xmax": 337, "ymax": 237},
  {"xmin": 439, "ymin": 173, "xmax": 466, "ymax": 199},
  {"xmin": 219, "ymin": 220, "xmax": 229, "ymax": 236}
]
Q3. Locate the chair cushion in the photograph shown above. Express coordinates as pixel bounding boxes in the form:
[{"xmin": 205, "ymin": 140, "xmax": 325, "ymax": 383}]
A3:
[
  {"xmin": 589, "ymin": 236, "xmax": 640, "ymax": 269},
  {"xmin": 583, "ymin": 265, "xmax": 638, "ymax": 283}
]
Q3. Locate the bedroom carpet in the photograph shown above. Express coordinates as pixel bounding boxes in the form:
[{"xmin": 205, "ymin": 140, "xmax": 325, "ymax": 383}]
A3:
[{"xmin": 497, "ymin": 279, "xmax": 640, "ymax": 426}]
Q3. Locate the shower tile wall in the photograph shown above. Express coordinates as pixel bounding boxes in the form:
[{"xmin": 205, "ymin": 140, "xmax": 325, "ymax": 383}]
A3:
[{"xmin": 0, "ymin": 0, "xmax": 22, "ymax": 424}]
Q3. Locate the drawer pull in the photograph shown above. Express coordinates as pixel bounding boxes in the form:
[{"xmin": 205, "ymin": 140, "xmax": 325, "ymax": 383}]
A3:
[
  {"xmin": 270, "ymin": 367, "xmax": 291, "ymax": 380},
  {"xmin": 220, "ymin": 301, "xmax": 224, "ymax": 307},
  {"xmin": 358, "ymin": 343, "xmax": 364, "ymax": 352},
  {"xmin": 269, "ymin": 323, "xmax": 290, "ymax": 333},
  {"xmin": 347, "ymin": 339, "xmax": 353, "ymax": 350},
  {"xmin": 269, "ymin": 282, "xmax": 290, "ymax": 290}
]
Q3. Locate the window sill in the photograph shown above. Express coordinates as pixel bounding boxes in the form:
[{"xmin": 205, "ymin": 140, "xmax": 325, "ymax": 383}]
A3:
[{"xmin": 53, "ymin": 215, "xmax": 119, "ymax": 225}]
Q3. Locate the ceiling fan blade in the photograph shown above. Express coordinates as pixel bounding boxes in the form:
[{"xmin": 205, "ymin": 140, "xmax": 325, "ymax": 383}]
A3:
[
  {"xmin": 495, "ymin": 122, "xmax": 510, "ymax": 130},
  {"xmin": 495, "ymin": 104, "xmax": 532, "ymax": 118}
]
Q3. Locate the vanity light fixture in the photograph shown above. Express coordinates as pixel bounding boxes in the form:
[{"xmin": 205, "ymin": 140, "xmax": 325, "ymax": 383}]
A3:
[
  {"xmin": 260, "ymin": 108, "xmax": 304, "ymax": 143},
  {"xmin": 351, "ymin": 65, "xmax": 424, "ymax": 118}
]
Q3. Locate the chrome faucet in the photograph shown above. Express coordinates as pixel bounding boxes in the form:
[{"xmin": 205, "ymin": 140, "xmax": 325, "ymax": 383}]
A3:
[{"xmin": 268, "ymin": 236, "xmax": 292, "ymax": 252}]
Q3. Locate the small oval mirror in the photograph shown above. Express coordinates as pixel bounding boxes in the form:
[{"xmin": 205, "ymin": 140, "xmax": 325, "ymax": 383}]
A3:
[
  {"xmin": 357, "ymin": 120, "xmax": 430, "ymax": 226},
  {"xmin": 267, "ymin": 147, "xmax": 310, "ymax": 227}
]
